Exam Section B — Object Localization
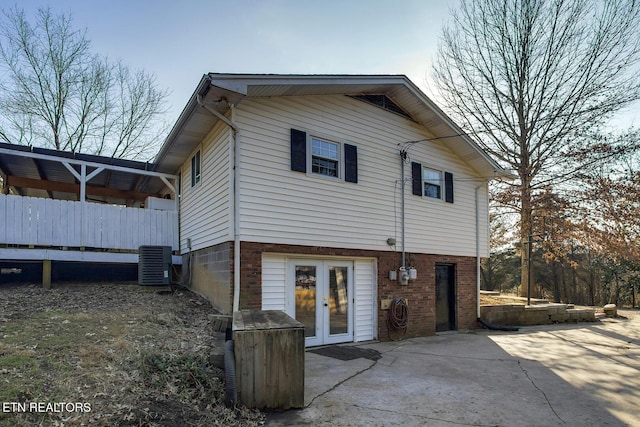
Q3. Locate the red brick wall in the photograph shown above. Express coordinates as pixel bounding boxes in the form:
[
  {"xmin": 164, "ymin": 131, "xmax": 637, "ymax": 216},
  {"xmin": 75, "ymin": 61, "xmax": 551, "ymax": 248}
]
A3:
[
  {"xmin": 376, "ymin": 253, "xmax": 478, "ymax": 339},
  {"xmin": 238, "ymin": 241, "xmax": 479, "ymax": 340}
]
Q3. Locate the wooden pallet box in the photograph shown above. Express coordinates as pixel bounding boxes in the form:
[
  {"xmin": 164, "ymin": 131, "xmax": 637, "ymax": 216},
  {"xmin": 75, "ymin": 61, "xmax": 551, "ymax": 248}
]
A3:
[{"xmin": 232, "ymin": 310, "xmax": 305, "ymax": 409}]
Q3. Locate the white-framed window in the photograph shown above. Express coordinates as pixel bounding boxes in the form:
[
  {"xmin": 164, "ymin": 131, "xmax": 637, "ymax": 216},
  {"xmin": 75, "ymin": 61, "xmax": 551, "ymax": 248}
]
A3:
[
  {"xmin": 422, "ymin": 167, "xmax": 443, "ymax": 199},
  {"xmin": 311, "ymin": 137, "xmax": 340, "ymax": 178},
  {"xmin": 290, "ymin": 128, "xmax": 358, "ymax": 183},
  {"xmin": 411, "ymin": 161, "xmax": 454, "ymax": 203},
  {"xmin": 191, "ymin": 150, "xmax": 201, "ymax": 187}
]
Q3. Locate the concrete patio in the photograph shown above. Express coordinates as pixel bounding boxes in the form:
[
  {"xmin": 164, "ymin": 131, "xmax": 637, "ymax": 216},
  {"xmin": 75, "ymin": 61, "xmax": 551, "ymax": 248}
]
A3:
[{"xmin": 266, "ymin": 310, "xmax": 640, "ymax": 426}]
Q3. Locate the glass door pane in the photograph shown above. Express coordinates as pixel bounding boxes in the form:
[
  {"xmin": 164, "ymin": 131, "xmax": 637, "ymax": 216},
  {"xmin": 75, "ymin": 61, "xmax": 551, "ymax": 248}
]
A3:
[
  {"xmin": 328, "ymin": 266, "xmax": 349, "ymax": 336},
  {"xmin": 295, "ymin": 265, "xmax": 317, "ymax": 338},
  {"xmin": 291, "ymin": 260, "xmax": 353, "ymax": 347}
]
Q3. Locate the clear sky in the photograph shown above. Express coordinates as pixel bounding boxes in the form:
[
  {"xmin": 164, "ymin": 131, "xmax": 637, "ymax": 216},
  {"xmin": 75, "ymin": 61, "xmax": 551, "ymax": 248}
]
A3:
[
  {"xmin": 14, "ymin": 0, "xmax": 457, "ymax": 128},
  {"xmin": 9, "ymin": 0, "xmax": 639, "ymax": 132}
]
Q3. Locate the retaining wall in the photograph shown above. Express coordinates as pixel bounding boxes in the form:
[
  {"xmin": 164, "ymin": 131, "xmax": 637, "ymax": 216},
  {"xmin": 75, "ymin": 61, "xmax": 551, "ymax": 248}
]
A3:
[{"xmin": 480, "ymin": 303, "xmax": 595, "ymax": 326}]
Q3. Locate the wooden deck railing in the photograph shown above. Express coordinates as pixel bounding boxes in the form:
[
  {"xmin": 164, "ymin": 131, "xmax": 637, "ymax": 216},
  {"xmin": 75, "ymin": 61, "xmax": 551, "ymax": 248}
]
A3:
[{"xmin": 0, "ymin": 193, "xmax": 178, "ymax": 251}]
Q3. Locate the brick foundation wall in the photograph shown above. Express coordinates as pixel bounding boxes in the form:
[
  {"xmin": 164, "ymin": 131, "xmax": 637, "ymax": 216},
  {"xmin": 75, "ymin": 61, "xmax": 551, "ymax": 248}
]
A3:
[
  {"xmin": 377, "ymin": 253, "xmax": 478, "ymax": 339},
  {"xmin": 240, "ymin": 241, "xmax": 479, "ymax": 340}
]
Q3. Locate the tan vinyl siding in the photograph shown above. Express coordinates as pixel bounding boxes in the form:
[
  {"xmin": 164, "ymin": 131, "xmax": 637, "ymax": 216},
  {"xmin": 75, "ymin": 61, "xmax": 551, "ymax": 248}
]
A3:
[
  {"xmin": 235, "ymin": 94, "xmax": 489, "ymax": 257},
  {"xmin": 179, "ymin": 121, "xmax": 231, "ymax": 253},
  {"xmin": 261, "ymin": 253, "xmax": 287, "ymax": 311},
  {"xmin": 354, "ymin": 259, "xmax": 376, "ymax": 342}
]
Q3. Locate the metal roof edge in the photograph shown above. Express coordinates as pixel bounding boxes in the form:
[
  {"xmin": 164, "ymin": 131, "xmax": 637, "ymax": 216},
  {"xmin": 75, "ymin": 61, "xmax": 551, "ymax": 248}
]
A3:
[
  {"xmin": 206, "ymin": 73, "xmax": 410, "ymax": 95},
  {"xmin": 207, "ymin": 72, "xmax": 409, "ymax": 81},
  {"xmin": 153, "ymin": 74, "xmax": 212, "ymax": 169},
  {"xmin": 0, "ymin": 141, "xmax": 161, "ymax": 173}
]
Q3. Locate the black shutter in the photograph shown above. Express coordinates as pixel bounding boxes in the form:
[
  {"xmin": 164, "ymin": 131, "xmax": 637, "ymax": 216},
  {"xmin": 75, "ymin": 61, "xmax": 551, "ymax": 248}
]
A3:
[
  {"xmin": 344, "ymin": 144, "xmax": 358, "ymax": 183},
  {"xmin": 290, "ymin": 129, "xmax": 307, "ymax": 172},
  {"xmin": 444, "ymin": 171, "xmax": 454, "ymax": 203},
  {"xmin": 411, "ymin": 162, "xmax": 422, "ymax": 196}
]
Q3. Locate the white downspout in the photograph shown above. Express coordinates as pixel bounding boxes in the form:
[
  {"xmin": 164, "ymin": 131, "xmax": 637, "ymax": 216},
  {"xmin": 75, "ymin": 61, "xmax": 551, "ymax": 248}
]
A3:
[
  {"xmin": 401, "ymin": 151, "xmax": 406, "ymax": 268},
  {"xmin": 475, "ymin": 184, "xmax": 482, "ymax": 320},
  {"xmin": 196, "ymin": 95, "xmax": 240, "ymax": 313},
  {"xmin": 230, "ymin": 105, "xmax": 240, "ymax": 314}
]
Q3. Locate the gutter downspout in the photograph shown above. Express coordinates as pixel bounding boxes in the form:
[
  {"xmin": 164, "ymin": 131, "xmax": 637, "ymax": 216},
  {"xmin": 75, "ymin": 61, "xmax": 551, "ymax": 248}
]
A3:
[
  {"xmin": 401, "ymin": 151, "xmax": 406, "ymax": 268},
  {"xmin": 475, "ymin": 184, "xmax": 482, "ymax": 320},
  {"xmin": 475, "ymin": 178, "xmax": 493, "ymax": 320},
  {"xmin": 196, "ymin": 95, "xmax": 241, "ymax": 313}
]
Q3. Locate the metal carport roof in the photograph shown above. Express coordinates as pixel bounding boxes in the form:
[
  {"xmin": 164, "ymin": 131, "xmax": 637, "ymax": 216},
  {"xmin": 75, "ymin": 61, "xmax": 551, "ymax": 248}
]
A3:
[{"xmin": 0, "ymin": 142, "xmax": 177, "ymax": 206}]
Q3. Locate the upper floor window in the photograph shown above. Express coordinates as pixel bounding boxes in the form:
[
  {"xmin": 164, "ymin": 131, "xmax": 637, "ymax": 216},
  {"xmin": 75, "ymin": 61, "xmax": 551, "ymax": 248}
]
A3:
[
  {"xmin": 422, "ymin": 167, "xmax": 442, "ymax": 199},
  {"xmin": 290, "ymin": 129, "xmax": 358, "ymax": 183},
  {"xmin": 191, "ymin": 150, "xmax": 201, "ymax": 187},
  {"xmin": 311, "ymin": 137, "xmax": 340, "ymax": 178},
  {"xmin": 412, "ymin": 161, "xmax": 454, "ymax": 203}
]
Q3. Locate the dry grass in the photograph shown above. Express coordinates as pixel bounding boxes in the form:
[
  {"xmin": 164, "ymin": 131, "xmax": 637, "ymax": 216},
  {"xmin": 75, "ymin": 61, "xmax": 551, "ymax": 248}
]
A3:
[
  {"xmin": 0, "ymin": 283, "xmax": 265, "ymax": 427},
  {"xmin": 480, "ymin": 294, "xmax": 527, "ymax": 305}
]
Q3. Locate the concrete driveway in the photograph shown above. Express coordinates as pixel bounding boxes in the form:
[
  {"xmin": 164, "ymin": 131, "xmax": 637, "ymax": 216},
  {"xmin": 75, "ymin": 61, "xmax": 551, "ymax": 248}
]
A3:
[{"xmin": 266, "ymin": 310, "xmax": 640, "ymax": 427}]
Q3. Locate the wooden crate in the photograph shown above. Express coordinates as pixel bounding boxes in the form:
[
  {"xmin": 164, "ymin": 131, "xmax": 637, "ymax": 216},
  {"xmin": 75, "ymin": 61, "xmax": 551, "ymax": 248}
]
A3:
[{"xmin": 232, "ymin": 310, "xmax": 305, "ymax": 409}]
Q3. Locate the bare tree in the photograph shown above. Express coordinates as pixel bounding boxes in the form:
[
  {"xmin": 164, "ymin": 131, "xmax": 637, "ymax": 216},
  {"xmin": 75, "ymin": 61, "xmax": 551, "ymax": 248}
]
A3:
[
  {"xmin": 0, "ymin": 7, "xmax": 168, "ymax": 159},
  {"xmin": 579, "ymin": 144, "xmax": 640, "ymax": 263},
  {"xmin": 433, "ymin": 0, "xmax": 640, "ymax": 296}
]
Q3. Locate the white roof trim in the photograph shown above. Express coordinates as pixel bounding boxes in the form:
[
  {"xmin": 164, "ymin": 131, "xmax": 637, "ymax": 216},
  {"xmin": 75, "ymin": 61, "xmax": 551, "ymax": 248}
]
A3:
[{"xmin": 155, "ymin": 73, "xmax": 509, "ymax": 178}]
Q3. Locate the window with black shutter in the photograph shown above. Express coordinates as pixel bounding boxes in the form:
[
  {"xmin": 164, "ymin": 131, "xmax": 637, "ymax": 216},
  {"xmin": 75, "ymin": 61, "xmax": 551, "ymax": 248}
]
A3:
[
  {"xmin": 290, "ymin": 129, "xmax": 307, "ymax": 173},
  {"xmin": 411, "ymin": 161, "xmax": 454, "ymax": 203},
  {"xmin": 290, "ymin": 128, "xmax": 358, "ymax": 183},
  {"xmin": 411, "ymin": 162, "xmax": 422, "ymax": 196},
  {"xmin": 444, "ymin": 172, "xmax": 454, "ymax": 203},
  {"xmin": 311, "ymin": 137, "xmax": 339, "ymax": 177},
  {"xmin": 344, "ymin": 144, "xmax": 358, "ymax": 183}
]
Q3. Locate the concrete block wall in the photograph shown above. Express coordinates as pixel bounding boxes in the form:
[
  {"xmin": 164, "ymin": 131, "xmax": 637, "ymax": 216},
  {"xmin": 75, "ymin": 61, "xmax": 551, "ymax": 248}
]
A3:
[
  {"xmin": 185, "ymin": 241, "xmax": 233, "ymax": 314},
  {"xmin": 478, "ymin": 304, "xmax": 525, "ymax": 325}
]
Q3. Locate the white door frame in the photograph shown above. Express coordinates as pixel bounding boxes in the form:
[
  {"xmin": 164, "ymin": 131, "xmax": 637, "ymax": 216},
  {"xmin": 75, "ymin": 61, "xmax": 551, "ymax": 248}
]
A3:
[{"xmin": 290, "ymin": 259, "xmax": 354, "ymax": 346}]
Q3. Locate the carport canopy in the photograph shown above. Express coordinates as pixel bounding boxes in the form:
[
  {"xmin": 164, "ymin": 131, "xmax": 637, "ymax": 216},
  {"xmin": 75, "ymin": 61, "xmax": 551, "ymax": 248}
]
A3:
[{"xmin": 0, "ymin": 142, "xmax": 177, "ymax": 207}]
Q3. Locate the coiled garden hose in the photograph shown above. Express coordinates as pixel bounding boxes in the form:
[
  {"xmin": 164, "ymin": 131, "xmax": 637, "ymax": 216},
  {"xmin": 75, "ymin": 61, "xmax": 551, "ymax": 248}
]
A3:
[{"xmin": 388, "ymin": 298, "xmax": 409, "ymax": 338}]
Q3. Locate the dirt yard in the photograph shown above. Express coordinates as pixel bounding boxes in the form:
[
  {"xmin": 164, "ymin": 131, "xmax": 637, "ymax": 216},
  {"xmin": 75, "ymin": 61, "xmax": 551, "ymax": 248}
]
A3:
[{"xmin": 0, "ymin": 282, "xmax": 265, "ymax": 427}]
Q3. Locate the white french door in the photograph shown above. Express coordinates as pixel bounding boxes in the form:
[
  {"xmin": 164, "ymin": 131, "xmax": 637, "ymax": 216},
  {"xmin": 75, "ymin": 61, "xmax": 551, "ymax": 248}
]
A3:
[{"xmin": 291, "ymin": 260, "xmax": 354, "ymax": 347}]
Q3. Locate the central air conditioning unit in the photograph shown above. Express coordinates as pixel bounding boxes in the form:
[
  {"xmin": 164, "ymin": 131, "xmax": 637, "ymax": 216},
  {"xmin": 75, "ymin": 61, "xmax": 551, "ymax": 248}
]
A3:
[{"xmin": 138, "ymin": 246, "xmax": 172, "ymax": 285}]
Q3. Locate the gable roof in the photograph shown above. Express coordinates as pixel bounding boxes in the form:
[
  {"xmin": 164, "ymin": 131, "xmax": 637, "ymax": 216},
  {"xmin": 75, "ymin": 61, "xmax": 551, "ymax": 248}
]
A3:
[{"xmin": 154, "ymin": 73, "xmax": 508, "ymax": 178}]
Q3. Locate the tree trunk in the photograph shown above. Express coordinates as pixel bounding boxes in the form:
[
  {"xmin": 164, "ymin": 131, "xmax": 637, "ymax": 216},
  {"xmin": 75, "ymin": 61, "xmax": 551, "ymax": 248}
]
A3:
[
  {"xmin": 570, "ymin": 263, "xmax": 577, "ymax": 304},
  {"xmin": 552, "ymin": 260, "xmax": 561, "ymax": 303},
  {"xmin": 587, "ymin": 251, "xmax": 596, "ymax": 306},
  {"xmin": 520, "ymin": 178, "xmax": 533, "ymax": 298}
]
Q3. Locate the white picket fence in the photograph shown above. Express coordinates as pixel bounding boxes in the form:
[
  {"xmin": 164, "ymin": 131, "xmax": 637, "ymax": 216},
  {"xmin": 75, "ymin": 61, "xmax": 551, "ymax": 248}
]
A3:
[{"xmin": 0, "ymin": 193, "xmax": 178, "ymax": 250}]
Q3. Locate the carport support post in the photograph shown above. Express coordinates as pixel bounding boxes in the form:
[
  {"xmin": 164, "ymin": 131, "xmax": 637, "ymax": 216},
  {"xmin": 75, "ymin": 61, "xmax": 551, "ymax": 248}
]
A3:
[{"xmin": 42, "ymin": 259, "xmax": 51, "ymax": 289}]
